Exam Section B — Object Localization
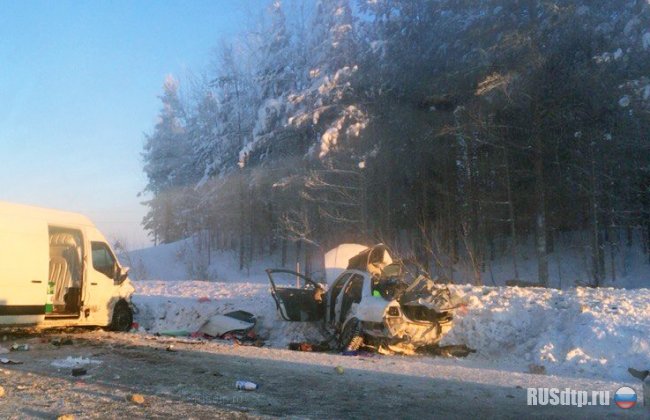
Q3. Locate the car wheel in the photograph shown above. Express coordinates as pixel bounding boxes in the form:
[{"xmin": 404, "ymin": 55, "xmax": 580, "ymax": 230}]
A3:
[
  {"xmin": 339, "ymin": 318, "xmax": 363, "ymax": 352},
  {"xmin": 108, "ymin": 300, "xmax": 133, "ymax": 332}
]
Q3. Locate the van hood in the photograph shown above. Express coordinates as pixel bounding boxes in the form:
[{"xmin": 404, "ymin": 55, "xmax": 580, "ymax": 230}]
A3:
[{"xmin": 118, "ymin": 278, "xmax": 136, "ymax": 299}]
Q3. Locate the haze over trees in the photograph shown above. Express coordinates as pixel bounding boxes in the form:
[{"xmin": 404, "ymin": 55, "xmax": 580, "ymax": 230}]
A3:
[{"xmin": 142, "ymin": 0, "xmax": 650, "ymax": 286}]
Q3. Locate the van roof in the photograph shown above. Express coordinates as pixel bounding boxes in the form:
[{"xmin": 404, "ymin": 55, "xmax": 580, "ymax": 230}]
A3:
[{"xmin": 0, "ymin": 201, "xmax": 94, "ymax": 227}]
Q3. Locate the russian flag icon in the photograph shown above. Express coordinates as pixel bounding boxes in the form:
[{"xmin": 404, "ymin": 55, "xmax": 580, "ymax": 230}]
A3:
[{"xmin": 614, "ymin": 386, "xmax": 637, "ymax": 409}]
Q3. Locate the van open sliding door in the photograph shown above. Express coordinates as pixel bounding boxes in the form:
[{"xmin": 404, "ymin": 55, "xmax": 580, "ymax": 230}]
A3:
[
  {"xmin": 47, "ymin": 226, "xmax": 83, "ymax": 317},
  {"xmin": 0, "ymin": 218, "xmax": 48, "ymax": 326}
]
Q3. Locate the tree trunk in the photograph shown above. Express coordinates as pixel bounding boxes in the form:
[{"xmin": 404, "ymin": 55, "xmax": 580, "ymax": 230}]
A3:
[
  {"xmin": 295, "ymin": 240, "xmax": 302, "ymax": 275},
  {"xmin": 589, "ymin": 141, "xmax": 603, "ymax": 286},
  {"xmin": 247, "ymin": 186, "xmax": 254, "ymax": 273},
  {"xmin": 504, "ymin": 148, "xmax": 520, "ymax": 279},
  {"xmin": 419, "ymin": 179, "xmax": 431, "ymax": 274},
  {"xmin": 207, "ymin": 229, "xmax": 211, "ymax": 267},
  {"xmin": 360, "ymin": 170, "xmax": 368, "ymax": 242},
  {"xmin": 608, "ymin": 225, "xmax": 617, "ymax": 282},
  {"xmin": 269, "ymin": 202, "xmax": 276, "ymax": 255},
  {"xmin": 305, "ymin": 243, "xmax": 312, "ymax": 278},
  {"xmin": 534, "ymin": 129, "xmax": 549, "ymax": 286},
  {"xmin": 239, "ymin": 173, "xmax": 246, "ymax": 271}
]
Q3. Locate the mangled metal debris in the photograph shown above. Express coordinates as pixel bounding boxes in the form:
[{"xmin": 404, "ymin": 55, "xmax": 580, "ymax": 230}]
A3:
[
  {"xmin": 198, "ymin": 310, "xmax": 256, "ymax": 337},
  {"xmin": 268, "ymin": 244, "xmax": 464, "ymax": 354}
]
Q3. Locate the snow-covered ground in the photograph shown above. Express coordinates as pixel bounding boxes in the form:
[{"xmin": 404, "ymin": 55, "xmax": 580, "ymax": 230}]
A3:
[
  {"xmin": 126, "ymin": 240, "xmax": 650, "ymax": 384},
  {"xmin": 132, "ymin": 279, "xmax": 650, "ymax": 383},
  {"xmin": 132, "ymin": 280, "xmax": 326, "ymax": 349},
  {"xmin": 442, "ymin": 285, "xmax": 650, "ymax": 381}
]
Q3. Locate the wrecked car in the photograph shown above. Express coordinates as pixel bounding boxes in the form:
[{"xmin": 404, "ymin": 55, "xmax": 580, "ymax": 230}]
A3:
[{"xmin": 267, "ymin": 244, "xmax": 458, "ymax": 353}]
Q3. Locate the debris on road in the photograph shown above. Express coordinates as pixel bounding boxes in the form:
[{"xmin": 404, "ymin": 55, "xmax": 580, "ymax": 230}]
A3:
[
  {"xmin": 51, "ymin": 356, "xmax": 102, "ymax": 369},
  {"xmin": 158, "ymin": 330, "xmax": 191, "ymax": 337},
  {"xmin": 235, "ymin": 380, "xmax": 258, "ymax": 391},
  {"xmin": 222, "ymin": 330, "xmax": 265, "ymax": 347},
  {"xmin": 198, "ymin": 310, "xmax": 256, "ymax": 337},
  {"xmin": 0, "ymin": 358, "xmax": 23, "ymax": 365},
  {"xmin": 128, "ymin": 393, "xmax": 145, "ymax": 404},
  {"xmin": 628, "ymin": 367, "xmax": 650, "ymax": 407},
  {"xmin": 418, "ymin": 344, "xmax": 476, "ymax": 358},
  {"xmin": 0, "ymin": 385, "xmax": 5, "ymax": 397},
  {"xmin": 172, "ymin": 310, "xmax": 268, "ymax": 347},
  {"xmin": 335, "ymin": 366, "xmax": 344, "ymax": 375},
  {"xmin": 144, "ymin": 335, "xmax": 205, "ymax": 345},
  {"xmin": 71, "ymin": 367, "xmax": 87, "ymax": 377},
  {"xmin": 10, "ymin": 343, "xmax": 29, "ymax": 351},
  {"xmin": 288, "ymin": 341, "xmax": 331, "ymax": 352},
  {"xmin": 51, "ymin": 337, "xmax": 74, "ymax": 346},
  {"xmin": 528, "ymin": 364, "xmax": 546, "ymax": 375},
  {"xmin": 628, "ymin": 367, "xmax": 649, "ymax": 381}
]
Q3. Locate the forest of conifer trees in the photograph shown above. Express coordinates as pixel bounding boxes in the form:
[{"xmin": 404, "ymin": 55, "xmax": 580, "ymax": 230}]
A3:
[{"xmin": 142, "ymin": 0, "xmax": 650, "ymax": 286}]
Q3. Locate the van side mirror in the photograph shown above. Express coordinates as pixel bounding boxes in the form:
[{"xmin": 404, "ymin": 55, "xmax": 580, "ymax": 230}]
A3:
[{"xmin": 114, "ymin": 266, "xmax": 130, "ymax": 284}]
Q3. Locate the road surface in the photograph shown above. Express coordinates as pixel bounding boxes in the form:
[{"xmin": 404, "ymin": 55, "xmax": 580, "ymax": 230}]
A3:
[{"xmin": 0, "ymin": 330, "xmax": 645, "ymax": 419}]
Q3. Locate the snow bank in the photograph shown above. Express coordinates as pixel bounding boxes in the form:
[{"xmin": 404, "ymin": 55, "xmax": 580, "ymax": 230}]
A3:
[
  {"xmin": 442, "ymin": 285, "xmax": 650, "ymax": 380},
  {"xmin": 132, "ymin": 279, "xmax": 650, "ymax": 381}
]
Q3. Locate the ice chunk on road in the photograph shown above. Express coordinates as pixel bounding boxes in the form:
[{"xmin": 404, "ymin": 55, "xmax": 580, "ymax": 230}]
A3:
[{"xmin": 51, "ymin": 356, "xmax": 102, "ymax": 368}]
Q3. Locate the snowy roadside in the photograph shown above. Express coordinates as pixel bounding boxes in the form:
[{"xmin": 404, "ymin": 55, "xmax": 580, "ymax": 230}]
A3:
[
  {"xmin": 441, "ymin": 285, "xmax": 650, "ymax": 381},
  {"xmin": 131, "ymin": 279, "xmax": 650, "ymax": 383},
  {"xmin": 132, "ymin": 279, "xmax": 326, "ymax": 348}
]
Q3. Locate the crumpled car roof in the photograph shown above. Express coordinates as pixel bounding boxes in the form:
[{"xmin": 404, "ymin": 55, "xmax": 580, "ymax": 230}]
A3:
[{"xmin": 346, "ymin": 244, "xmax": 393, "ymax": 273}]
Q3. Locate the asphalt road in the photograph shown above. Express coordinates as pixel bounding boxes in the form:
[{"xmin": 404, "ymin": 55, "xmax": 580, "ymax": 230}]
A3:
[{"xmin": 0, "ymin": 330, "xmax": 646, "ymax": 419}]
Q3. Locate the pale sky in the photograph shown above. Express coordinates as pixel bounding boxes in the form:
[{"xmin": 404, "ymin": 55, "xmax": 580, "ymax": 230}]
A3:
[{"xmin": 0, "ymin": 0, "xmax": 267, "ymax": 249}]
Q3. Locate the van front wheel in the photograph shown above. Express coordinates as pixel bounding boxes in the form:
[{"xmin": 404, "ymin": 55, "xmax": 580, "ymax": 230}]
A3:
[{"xmin": 109, "ymin": 300, "xmax": 133, "ymax": 332}]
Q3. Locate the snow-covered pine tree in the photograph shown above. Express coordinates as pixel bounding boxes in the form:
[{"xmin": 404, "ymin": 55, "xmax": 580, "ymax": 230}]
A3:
[
  {"xmin": 287, "ymin": 0, "xmax": 367, "ymax": 163},
  {"xmin": 142, "ymin": 76, "xmax": 196, "ymax": 243},
  {"xmin": 247, "ymin": 0, "xmax": 296, "ymax": 165}
]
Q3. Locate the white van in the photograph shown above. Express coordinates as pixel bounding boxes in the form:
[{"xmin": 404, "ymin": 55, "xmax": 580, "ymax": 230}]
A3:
[{"xmin": 0, "ymin": 201, "xmax": 135, "ymax": 330}]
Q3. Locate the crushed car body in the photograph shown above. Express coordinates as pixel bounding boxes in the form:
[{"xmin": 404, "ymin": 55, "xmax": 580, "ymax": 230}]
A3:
[{"xmin": 267, "ymin": 244, "xmax": 460, "ymax": 353}]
